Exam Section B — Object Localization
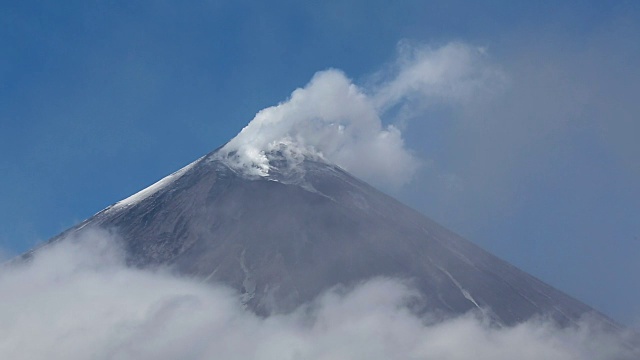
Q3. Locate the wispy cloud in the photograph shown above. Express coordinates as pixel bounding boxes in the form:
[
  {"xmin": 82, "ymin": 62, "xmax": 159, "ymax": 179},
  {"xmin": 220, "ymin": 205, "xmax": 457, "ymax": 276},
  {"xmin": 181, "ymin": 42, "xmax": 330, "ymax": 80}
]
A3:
[
  {"xmin": 372, "ymin": 41, "xmax": 506, "ymax": 111},
  {"xmin": 217, "ymin": 42, "xmax": 505, "ymax": 189},
  {"xmin": 0, "ymin": 229, "xmax": 636, "ymax": 359}
]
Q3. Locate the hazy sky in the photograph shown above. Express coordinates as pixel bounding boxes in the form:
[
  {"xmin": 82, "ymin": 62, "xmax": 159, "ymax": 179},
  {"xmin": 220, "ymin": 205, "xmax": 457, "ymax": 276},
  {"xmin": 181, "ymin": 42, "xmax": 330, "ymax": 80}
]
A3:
[{"xmin": 1, "ymin": 1, "xmax": 639, "ymax": 327}]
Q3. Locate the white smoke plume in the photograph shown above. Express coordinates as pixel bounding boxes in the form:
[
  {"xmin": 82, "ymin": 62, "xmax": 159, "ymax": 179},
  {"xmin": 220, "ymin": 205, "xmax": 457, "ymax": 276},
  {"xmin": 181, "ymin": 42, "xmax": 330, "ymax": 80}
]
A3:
[
  {"xmin": 216, "ymin": 42, "xmax": 504, "ymax": 188},
  {"xmin": 1, "ymin": 229, "xmax": 636, "ymax": 360}
]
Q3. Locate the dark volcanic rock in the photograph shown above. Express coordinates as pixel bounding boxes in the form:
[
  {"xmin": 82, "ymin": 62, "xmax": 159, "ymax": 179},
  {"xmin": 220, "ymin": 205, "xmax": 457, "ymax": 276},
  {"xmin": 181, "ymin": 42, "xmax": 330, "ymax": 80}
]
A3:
[{"xmin": 45, "ymin": 148, "xmax": 616, "ymax": 327}]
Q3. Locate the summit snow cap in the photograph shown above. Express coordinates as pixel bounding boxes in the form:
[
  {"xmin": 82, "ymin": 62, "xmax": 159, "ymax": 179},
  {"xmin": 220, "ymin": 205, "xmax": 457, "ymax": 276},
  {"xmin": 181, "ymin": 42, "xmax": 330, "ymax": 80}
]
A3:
[{"xmin": 216, "ymin": 42, "xmax": 504, "ymax": 188}]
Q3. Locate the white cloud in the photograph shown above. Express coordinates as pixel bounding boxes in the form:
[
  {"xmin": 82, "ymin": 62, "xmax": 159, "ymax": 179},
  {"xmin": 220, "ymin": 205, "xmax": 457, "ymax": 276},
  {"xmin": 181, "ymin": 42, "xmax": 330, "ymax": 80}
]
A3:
[
  {"xmin": 216, "ymin": 42, "xmax": 505, "ymax": 189},
  {"xmin": 372, "ymin": 41, "xmax": 506, "ymax": 111},
  {"xmin": 0, "ymin": 229, "xmax": 636, "ymax": 360}
]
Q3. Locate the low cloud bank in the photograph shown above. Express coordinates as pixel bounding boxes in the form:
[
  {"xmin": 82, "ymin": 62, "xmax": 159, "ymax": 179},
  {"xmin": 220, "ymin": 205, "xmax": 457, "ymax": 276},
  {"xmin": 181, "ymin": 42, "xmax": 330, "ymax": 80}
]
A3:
[
  {"xmin": 0, "ymin": 229, "xmax": 636, "ymax": 360},
  {"xmin": 217, "ymin": 42, "xmax": 504, "ymax": 188}
]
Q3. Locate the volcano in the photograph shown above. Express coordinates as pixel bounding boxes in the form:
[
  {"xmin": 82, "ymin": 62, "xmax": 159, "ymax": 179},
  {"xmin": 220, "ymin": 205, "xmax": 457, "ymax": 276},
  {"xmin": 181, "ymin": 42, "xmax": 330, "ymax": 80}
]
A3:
[{"xmin": 36, "ymin": 145, "xmax": 617, "ymax": 329}]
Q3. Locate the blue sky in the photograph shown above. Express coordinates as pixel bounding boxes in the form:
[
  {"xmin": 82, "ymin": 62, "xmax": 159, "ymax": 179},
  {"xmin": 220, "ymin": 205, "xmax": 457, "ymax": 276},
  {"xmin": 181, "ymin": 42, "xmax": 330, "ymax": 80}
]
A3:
[{"xmin": 1, "ymin": 1, "xmax": 639, "ymax": 326}]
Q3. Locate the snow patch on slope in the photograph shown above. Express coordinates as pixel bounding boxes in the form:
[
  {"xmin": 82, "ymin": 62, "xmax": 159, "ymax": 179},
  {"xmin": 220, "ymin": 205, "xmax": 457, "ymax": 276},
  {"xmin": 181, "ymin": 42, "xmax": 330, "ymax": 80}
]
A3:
[
  {"xmin": 437, "ymin": 266, "xmax": 483, "ymax": 311},
  {"xmin": 105, "ymin": 157, "xmax": 202, "ymax": 213}
]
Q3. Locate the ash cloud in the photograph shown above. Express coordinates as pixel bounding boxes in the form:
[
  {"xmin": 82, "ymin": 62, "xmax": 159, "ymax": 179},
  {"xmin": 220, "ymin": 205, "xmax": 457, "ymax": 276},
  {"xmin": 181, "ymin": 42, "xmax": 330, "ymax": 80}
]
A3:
[
  {"xmin": 0, "ymin": 229, "xmax": 636, "ymax": 360},
  {"xmin": 217, "ymin": 42, "xmax": 504, "ymax": 189}
]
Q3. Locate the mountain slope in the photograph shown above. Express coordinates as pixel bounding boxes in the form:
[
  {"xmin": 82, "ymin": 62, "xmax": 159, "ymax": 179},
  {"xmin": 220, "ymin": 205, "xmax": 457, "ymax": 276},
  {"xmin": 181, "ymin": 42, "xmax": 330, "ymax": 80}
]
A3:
[{"xmin": 46, "ymin": 148, "xmax": 614, "ymax": 327}]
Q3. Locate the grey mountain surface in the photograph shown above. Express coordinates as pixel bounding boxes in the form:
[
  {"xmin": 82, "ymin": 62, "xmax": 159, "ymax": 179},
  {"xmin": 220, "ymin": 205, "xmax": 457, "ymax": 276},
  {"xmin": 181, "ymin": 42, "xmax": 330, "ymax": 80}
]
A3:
[{"xmin": 41, "ymin": 147, "xmax": 616, "ymax": 328}]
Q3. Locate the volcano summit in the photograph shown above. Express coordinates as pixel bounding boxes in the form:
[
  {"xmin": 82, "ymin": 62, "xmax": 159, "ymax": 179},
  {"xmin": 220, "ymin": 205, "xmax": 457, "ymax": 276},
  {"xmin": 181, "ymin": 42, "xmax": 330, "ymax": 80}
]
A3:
[
  {"xmin": 28, "ymin": 66, "xmax": 624, "ymax": 332},
  {"xmin": 41, "ymin": 143, "xmax": 615, "ymax": 329}
]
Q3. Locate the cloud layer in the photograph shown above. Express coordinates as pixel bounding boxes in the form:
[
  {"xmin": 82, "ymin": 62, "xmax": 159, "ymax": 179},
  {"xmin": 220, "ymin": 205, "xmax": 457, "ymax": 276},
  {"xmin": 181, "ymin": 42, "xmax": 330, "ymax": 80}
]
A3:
[
  {"xmin": 217, "ymin": 42, "xmax": 504, "ymax": 188},
  {"xmin": 1, "ymin": 230, "xmax": 636, "ymax": 360}
]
